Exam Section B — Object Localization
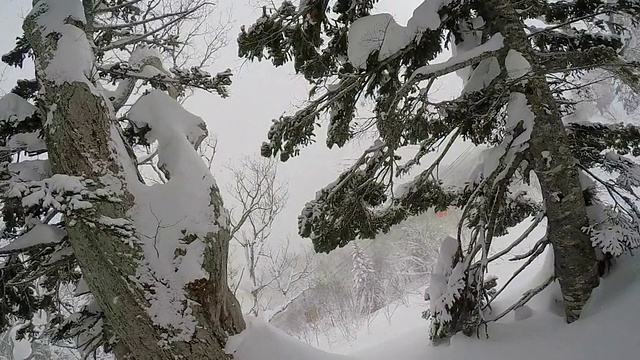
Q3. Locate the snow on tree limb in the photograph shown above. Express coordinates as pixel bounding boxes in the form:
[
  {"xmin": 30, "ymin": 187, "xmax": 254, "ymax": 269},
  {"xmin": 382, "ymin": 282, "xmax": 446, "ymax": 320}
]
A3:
[
  {"xmin": 410, "ymin": 33, "xmax": 505, "ymax": 83},
  {"xmin": 7, "ymin": 160, "xmax": 50, "ymax": 183},
  {"xmin": 0, "ymin": 93, "xmax": 37, "ymax": 122},
  {"xmin": 0, "ymin": 220, "xmax": 66, "ymax": 254},
  {"xmin": 580, "ymin": 167, "xmax": 640, "ymax": 256},
  {"xmin": 28, "ymin": 0, "xmax": 94, "ymax": 88},
  {"xmin": 0, "ymin": 93, "xmax": 44, "ymax": 154},
  {"xmin": 428, "ymin": 236, "xmax": 465, "ymax": 339},
  {"xmin": 125, "ymin": 89, "xmax": 237, "ymax": 340},
  {"xmin": 346, "ymin": 0, "xmax": 456, "ymax": 69}
]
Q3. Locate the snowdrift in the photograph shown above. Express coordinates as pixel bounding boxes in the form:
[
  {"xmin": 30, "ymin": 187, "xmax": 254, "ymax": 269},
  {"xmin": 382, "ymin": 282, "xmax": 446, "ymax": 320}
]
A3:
[{"xmin": 227, "ymin": 253, "xmax": 640, "ymax": 360}]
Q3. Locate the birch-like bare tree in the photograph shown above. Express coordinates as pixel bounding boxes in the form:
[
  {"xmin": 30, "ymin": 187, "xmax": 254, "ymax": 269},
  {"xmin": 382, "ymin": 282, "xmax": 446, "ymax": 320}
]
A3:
[{"xmin": 226, "ymin": 156, "xmax": 288, "ymax": 317}]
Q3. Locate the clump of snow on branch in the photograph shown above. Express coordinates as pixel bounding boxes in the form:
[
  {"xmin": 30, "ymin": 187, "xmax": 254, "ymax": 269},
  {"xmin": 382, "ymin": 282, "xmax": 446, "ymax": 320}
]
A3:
[
  {"xmin": 505, "ymin": 49, "xmax": 531, "ymax": 80},
  {"xmin": 0, "ymin": 219, "xmax": 66, "ymax": 253},
  {"xmin": 7, "ymin": 132, "xmax": 47, "ymax": 154},
  {"xmin": 466, "ymin": 92, "xmax": 535, "ymax": 184},
  {"xmin": 29, "ymin": 0, "xmax": 94, "ymax": 87},
  {"xmin": 0, "ymin": 93, "xmax": 45, "ymax": 153},
  {"xmin": 411, "ymin": 33, "xmax": 505, "ymax": 83},
  {"xmin": 505, "ymin": 93, "xmax": 535, "ymax": 148},
  {"xmin": 347, "ymin": 0, "xmax": 455, "ymax": 69},
  {"xmin": 8, "ymin": 174, "xmax": 97, "ymax": 214},
  {"xmin": 452, "ymin": 17, "xmax": 485, "ymax": 82},
  {"xmin": 0, "ymin": 93, "xmax": 37, "ymax": 121},
  {"xmin": 462, "ymin": 57, "xmax": 501, "ymax": 93},
  {"xmin": 347, "ymin": 14, "xmax": 406, "ymax": 69},
  {"xmin": 102, "ymin": 45, "xmax": 171, "ymax": 106},
  {"xmin": 8, "ymin": 160, "xmax": 51, "ymax": 182},
  {"xmin": 128, "ymin": 46, "xmax": 170, "ymax": 77}
]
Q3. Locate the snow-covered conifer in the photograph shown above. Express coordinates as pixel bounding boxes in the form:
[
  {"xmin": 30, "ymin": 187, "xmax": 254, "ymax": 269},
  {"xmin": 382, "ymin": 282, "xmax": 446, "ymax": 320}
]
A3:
[
  {"xmin": 240, "ymin": 0, "xmax": 640, "ymax": 342},
  {"xmin": 351, "ymin": 241, "xmax": 384, "ymax": 315}
]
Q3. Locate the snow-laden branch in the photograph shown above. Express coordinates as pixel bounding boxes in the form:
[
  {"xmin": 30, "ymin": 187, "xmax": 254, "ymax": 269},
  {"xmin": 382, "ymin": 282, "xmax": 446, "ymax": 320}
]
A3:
[
  {"xmin": 485, "ymin": 211, "xmax": 545, "ymax": 263},
  {"xmin": 486, "ymin": 240, "xmax": 548, "ymax": 307},
  {"xmin": 408, "ymin": 34, "xmax": 505, "ymax": 84},
  {"xmin": 0, "ymin": 220, "xmax": 66, "ymax": 255},
  {"xmin": 486, "ymin": 275, "xmax": 556, "ymax": 323}
]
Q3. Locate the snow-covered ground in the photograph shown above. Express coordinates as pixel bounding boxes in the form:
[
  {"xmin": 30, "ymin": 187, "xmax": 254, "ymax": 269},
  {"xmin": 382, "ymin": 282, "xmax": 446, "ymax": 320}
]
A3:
[
  {"xmin": 353, "ymin": 255, "xmax": 640, "ymax": 360},
  {"xmin": 226, "ymin": 220, "xmax": 640, "ymax": 360}
]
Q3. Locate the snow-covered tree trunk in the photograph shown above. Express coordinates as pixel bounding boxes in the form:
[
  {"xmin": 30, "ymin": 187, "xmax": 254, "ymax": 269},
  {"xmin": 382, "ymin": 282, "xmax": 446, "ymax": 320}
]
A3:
[
  {"xmin": 22, "ymin": 1, "xmax": 244, "ymax": 359},
  {"xmin": 478, "ymin": 0, "xmax": 599, "ymax": 322}
]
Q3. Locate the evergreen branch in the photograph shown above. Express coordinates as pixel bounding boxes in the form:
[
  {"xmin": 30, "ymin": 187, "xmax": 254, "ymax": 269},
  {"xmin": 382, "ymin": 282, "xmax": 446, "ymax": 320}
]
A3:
[
  {"xmin": 537, "ymin": 46, "xmax": 620, "ymax": 74},
  {"xmin": 579, "ymin": 164, "xmax": 640, "ymax": 220},
  {"xmin": 485, "ymin": 275, "xmax": 555, "ymax": 323},
  {"xmin": 528, "ymin": 11, "xmax": 609, "ymax": 38},
  {"xmin": 485, "ymin": 241, "xmax": 548, "ymax": 308},
  {"xmin": 486, "ymin": 211, "xmax": 545, "ymax": 262},
  {"xmin": 509, "ymin": 237, "xmax": 550, "ymax": 261}
]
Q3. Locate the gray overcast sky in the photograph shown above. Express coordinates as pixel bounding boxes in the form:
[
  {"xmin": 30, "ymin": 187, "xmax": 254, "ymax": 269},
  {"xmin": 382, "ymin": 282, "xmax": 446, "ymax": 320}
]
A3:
[{"xmin": 0, "ymin": 0, "xmax": 459, "ymax": 248}]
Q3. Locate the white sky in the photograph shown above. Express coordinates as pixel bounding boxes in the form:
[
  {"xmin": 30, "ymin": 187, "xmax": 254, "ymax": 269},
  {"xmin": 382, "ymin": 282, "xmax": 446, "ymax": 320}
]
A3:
[{"xmin": 0, "ymin": 0, "xmax": 459, "ymax": 249}]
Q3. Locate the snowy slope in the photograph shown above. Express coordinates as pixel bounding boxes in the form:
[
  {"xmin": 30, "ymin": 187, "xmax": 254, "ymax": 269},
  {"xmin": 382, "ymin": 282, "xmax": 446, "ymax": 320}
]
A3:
[
  {"xmin": 354, "ymin": 254, "xmax": 640, "ymax": 360},
  {"xmin": 226, "ymin": 317, "xmax": 350, "ymax": 360},
  {"xmin": 227, "ymin": 227, "xmax": 640, "ymax": 360}
]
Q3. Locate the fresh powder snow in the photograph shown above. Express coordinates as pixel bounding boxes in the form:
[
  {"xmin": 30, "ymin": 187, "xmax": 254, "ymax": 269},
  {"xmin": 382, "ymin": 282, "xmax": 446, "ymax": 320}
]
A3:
[{"xmin": 225, "ymin": 218, "xmax": 640, "ymax": 360}]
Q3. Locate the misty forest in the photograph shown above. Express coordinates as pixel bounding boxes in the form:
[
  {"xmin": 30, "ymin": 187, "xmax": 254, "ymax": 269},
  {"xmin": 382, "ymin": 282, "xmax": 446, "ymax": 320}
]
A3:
[{"xmin": 1, "ymin": 0, "xmax": 639, "ymax": 359}]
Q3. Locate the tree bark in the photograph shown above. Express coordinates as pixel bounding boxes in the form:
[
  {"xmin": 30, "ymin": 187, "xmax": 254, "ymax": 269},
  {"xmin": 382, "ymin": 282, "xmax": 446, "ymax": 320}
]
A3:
[
  {"xmin": 478, "ymin": 0, "xmax": 600, "ymax": 322},
  {"xmin": 23, "ymin": 1, "xmax": 245, "ymax": 358}
]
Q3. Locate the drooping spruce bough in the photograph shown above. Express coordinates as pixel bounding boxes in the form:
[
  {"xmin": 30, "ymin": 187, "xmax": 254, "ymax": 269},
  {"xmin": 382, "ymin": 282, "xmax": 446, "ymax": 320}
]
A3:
[{"xmin": 239, "ymin": 0, "xmax": 640, "ymax": 342}]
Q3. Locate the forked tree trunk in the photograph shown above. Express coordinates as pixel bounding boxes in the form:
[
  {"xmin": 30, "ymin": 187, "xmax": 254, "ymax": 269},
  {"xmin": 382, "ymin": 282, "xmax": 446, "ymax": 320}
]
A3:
[
  {"xmin": 23, "ymin": 1, "xmax": 245, "ymax": 359},
  {"xmin": 478, "ymin": 0, "xmax": 600, "ymax": 322}
]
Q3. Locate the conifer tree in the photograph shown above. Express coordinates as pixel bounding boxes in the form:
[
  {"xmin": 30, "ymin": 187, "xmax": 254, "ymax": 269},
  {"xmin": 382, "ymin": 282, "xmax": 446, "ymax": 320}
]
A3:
[
  {"xmin": 352, "ymin": 241, "xmax": 384, "ymax": 315},
  {"xmin": 239, "ymin": 0, "xmax": 640, "ymax": 342}
]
